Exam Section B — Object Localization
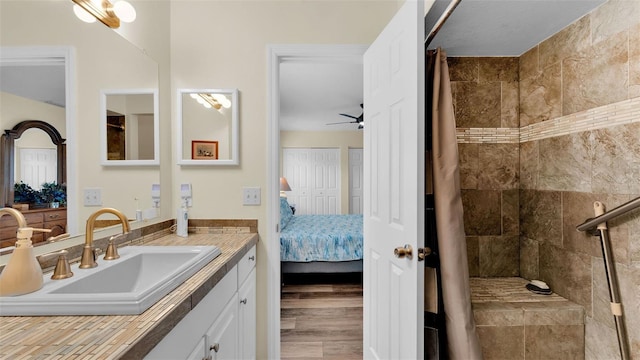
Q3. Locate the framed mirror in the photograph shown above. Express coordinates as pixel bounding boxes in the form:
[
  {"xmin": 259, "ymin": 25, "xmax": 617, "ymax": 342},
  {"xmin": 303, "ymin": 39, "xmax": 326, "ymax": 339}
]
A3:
[
  {"xmin": 177, "ymin": 88, "xmax": 239, "ymax": 166},
  {"xmin": 100, "ymin": 89, "xmax": 159, "ymax": 166}
]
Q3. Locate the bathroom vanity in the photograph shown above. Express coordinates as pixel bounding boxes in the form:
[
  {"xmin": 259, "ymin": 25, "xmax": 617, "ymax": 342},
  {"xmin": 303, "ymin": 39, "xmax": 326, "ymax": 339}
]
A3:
[
  {"xmin": 0, "ymin": 229, "xmax": 258, "ymax": 359},
  {"xmin": 0, "ymin": 207, "xmax": 66, "ymax": 249}
]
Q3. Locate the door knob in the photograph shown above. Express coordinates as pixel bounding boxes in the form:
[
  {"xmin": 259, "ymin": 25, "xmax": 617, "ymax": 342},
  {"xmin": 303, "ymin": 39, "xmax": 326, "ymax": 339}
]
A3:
[
  {"xmin": 210, "ymin": 343, "xmax": 220, "ymax": 353},
  {"xmin": 394, "ymin": 245, "xmax": 413, "ymax": 259}
]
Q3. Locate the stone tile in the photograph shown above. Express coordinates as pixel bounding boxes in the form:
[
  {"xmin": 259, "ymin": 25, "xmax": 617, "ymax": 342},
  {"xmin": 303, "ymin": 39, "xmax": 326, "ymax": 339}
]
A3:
[
  {"xmin": 519, "ymin": 189, "xmax": 562, "ymax": 247},
  {"xmin": 479, "ymin": 236, "xmax": 519, "ymax": 277},
  {"xmin": 467, "ymin": 236, "xmax": 479, "ymax": 277},
  {"xmin": 591, "ymin": 0, "xmax": 640, "ymax": 45},
  {"xmin": 539, "ymin": 243, "xmax": 592, "ymax": 313},
  {"xmin": 476, "ymin": 325, "xmax": 524, "ymax": 360},
  {"xmin": 519, "ymin": 140, "xmax": 539, "ymax": 190},
  {"xmin": 584, "ymin": 316, "xmax": 620, "ymax": 360},
  {"xmin": 538, "ymin": 132, "xmax": 592, "ymax": 192},
  {"xmin": 501, "ymin": 81, "xmax": 519, "ymax": 128},
  {"xmin": 539, "ymin": 15, "xmax": 591, "ymax": 69},
  {"xmin": 592, "ymin": 123, "xmax": 640, "ymax": 195},
  {"xmin": 631, "ymin": 23, "xmax": 640, "ymax": 98},
  {"xmin": 479, "ymin": 57, "xmax": 518, "ymax": 82},
  {"xmin": 562, "ymin": 29, "xmax": 628, "ymax": 116},
  {"xmin": 629, "ymin": 199, "xmax": 640, "ymax": 263},
  {"xmin": 502, "ymin": 189, "xmax": 519, "ymax": 236},
  {"xmin": 473, "ymin": 302, "xmax": 523, "ymax": 326},
  {"xmin": 447, "ymin": 57, "xmax": 478, "ymax": 81},
  {"xmin": 462, "ymin": 190, "xmax": 502, "ymax": 236},
  {"xmin": 524, "ymin": 325, "xmax": 584, "ymax": 360},
  {"xmin": 478, "ymin": 143, "xmax": 519, "ymax": 190},
  {"xmin": 520, "ymin": 237, "xmax": 539, "ymax": 280},
  {"xmin": 458, "ymin": 143, "xmax": 478, "ymax": 190},
  {"xmin": 617, "ymin": 262, "xmax": 640, "ymax": 357},
  {"xmin": 519, "ymin": 45, "xmax": 539, "ymax": 81},
  {"xmin": 453, "ymin": 81, "xmax": 501, "ymax": 128},
  {"xmin": 519, "ymin": 62, "xmax": 562, "ymax": 126},
  {"xmin": 524, "ymin": 306, "xmax": 584, "ymax": 326}
]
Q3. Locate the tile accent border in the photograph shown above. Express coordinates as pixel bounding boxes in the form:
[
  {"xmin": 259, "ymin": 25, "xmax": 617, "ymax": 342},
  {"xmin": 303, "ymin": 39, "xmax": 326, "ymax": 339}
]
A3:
[{"xmin": 456, "ymin": 97, "xmax": 640, "ymax": 144}]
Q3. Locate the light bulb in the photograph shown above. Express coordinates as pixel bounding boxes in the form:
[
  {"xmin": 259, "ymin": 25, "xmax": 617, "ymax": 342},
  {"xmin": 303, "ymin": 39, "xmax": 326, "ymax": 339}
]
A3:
[
  {"xmin": 203, "ymin": 102, "xmax": 212, "ymax": 109},
  {"xmin": 190, "ymin": 93, "xmax": 198, "ymax": 99},
  {"xmin": 73, "ymin": 4, "xmax": 97, "ymax": 23},
  {"xmin": 113, "ymin": 1, "xmax": 136, "ymax": 23},
  {"xmin": 196, "ymin": 97, "xmax": 205, "ymax": 105},
  {"xmin": 222, "ymin": 98, "xmax": 231, "ymax": 108}
]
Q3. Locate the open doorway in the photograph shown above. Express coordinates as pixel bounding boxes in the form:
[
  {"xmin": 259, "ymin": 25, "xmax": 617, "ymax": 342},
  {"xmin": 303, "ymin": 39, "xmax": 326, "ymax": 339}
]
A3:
[{"xmin": 267, "ymin": 44, "xmax": 368, "ymax": 359}]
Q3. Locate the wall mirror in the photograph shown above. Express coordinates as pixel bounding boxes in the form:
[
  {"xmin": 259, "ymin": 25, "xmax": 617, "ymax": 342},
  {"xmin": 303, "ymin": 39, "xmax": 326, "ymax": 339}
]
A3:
[
  {"xmin": 101, "ymin": 89, "xmax": 159, "ymax": 166},
  {"xmin": 1, "ymin": 0, "xmax": 161, "ymax": 256},
  {"xmin": 177, "ymin": 88, "xmax": 239, "ymax": 166}
]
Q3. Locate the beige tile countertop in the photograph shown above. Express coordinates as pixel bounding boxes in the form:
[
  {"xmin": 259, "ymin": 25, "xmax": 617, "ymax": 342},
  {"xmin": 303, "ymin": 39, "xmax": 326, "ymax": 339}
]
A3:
[{"xmin": 0, "ymin": 231, "xmax": 258, "ymax": 359}]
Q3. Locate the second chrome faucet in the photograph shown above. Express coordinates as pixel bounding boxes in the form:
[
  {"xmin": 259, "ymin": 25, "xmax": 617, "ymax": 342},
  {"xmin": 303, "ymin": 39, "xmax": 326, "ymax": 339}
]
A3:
[{"xmin": 80, "ymin": 208, "xmax": 130, "ymax": 269}]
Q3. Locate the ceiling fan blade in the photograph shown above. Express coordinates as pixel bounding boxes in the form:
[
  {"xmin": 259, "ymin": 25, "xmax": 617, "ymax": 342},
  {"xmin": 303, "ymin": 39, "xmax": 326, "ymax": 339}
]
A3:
[
  {"xmin": 339, "ymin": 113, "xmax": 359, "ymax": 120},
  {"xmin": 326, "ymin": 121, "xmax": 357, "ymax": 125}
]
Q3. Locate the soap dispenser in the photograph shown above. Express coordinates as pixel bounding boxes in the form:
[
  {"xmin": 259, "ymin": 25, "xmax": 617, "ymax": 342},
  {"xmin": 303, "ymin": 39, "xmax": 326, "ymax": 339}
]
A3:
[{"xmin": 0, "ymin": 227, "xmax": 46, "ymax": 296}]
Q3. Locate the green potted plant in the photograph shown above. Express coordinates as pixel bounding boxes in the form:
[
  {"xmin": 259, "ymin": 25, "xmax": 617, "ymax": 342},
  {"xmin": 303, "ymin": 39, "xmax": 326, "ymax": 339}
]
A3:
[
  {"xmin": 40, "ymin": 182, "xmax": 66, "ymax": 208},
  {"xmin": 14, "ymin": 182, "xmax": 37, "ymax": 208}
]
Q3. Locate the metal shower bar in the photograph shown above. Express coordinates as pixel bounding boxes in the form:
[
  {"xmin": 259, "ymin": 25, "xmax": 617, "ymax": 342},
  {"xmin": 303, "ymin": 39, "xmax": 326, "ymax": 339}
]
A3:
[
  {"xmin": 576, "ymin": 196, "xmax": 640, "ymax": 232},
  {"xmin": 425, "ymin": 0, "xmax": 462, "ymax": 47}
]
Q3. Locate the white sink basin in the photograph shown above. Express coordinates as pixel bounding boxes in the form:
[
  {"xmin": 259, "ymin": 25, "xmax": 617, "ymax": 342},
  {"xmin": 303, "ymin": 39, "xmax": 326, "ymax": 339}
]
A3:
[{"xmin": 0, "ymin": 245, "xmax": 221, "ymax": 316}]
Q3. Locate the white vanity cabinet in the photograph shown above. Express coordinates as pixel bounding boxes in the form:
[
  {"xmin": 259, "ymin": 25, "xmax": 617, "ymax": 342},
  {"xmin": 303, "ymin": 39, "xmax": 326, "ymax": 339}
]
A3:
[{"xmin": 145, "ymin": 245, "xmax": 256, "ymax": 360}]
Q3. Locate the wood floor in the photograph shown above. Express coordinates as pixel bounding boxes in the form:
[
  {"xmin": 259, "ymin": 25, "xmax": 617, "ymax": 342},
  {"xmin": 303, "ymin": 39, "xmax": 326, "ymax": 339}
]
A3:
[{"xmin": 280, "ymin": 273, "xmax": 363, "ymax": 360}]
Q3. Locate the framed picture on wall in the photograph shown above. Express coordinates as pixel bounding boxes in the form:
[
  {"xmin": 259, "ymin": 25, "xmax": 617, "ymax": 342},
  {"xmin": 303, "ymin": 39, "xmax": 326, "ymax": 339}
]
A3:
[{"xmin": 192, "ymin": 140, "xmax": 218, "ymax": 160}]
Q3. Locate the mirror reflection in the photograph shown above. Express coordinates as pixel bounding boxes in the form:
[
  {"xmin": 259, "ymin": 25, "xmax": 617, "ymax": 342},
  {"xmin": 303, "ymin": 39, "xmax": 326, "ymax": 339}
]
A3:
[
  {"xmin": 102, "ymin": 90, "xmax": 159, "ymax": 165},
  {"xmin": 1, "ymin": 0, "xmax": 161, "ymax": 254},
  {"xmin": 178, "ymin": 89, "xmax": 239, "ymax": 166}
]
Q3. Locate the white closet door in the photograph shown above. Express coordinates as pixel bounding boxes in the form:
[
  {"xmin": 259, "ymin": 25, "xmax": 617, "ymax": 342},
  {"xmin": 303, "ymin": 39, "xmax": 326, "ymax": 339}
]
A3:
[
  {"xmin": 19, "ymin": 148, "xmax": 57, "ymax": 190},
  {"xmin": 282, "ymin": 148, "xmax": 340, "ymax": 215},
  {"xmin": 348, "ymin": 148, "xmax": 364, "ymax": 214},
  {"xmin": 282, "ymin": 149, "xmax": 311, "ymax": 213}
]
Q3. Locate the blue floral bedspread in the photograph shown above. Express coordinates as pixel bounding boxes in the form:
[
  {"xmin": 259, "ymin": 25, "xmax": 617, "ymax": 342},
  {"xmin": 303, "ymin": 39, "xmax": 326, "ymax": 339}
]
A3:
[{"xmin": 280, "ymin": 214, "xmax": 363, "ymax": 262}]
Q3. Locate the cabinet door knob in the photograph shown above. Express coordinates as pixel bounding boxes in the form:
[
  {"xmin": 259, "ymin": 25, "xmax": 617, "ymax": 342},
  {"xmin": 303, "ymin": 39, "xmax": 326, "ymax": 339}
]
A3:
[
  {"xmin": 248, "ymin": 255, "xmax": 255, "ymax": 261},
  {"xmin": 240, "ymin": 298, "xmax": 247, "ymax": 305},
  {"xmin": 210, "ymin": 343, "xmax": 220, "ymax": 353}
]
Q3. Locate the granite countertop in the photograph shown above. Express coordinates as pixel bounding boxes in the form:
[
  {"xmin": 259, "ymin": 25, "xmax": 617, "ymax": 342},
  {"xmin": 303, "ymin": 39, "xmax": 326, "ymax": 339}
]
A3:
[{"xmin": 0, "ymin": 232, "xmax": 259, "ymax": 359}]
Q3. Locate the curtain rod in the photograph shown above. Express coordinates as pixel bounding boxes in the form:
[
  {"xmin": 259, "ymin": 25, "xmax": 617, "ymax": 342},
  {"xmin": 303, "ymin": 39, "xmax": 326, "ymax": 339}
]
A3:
[
  {"xmin": 425, "ymin": 0, "xmax": 462, "ymax": 47},
  {"xmin": 576, "ymin": 196, "xmax": 640, "ymax": 232}
]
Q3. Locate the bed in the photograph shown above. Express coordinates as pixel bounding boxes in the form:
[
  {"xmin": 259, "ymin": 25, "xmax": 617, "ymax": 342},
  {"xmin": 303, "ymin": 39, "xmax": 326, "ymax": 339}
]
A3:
[{"xmin": 279, "ymin": 197, "xmax": 363, "ymax": 274}]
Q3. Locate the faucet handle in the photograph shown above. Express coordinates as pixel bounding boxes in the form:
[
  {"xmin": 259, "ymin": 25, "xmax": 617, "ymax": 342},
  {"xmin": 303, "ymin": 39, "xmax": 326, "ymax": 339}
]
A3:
[
  {"xmin": 47, "ymin": 233, "xmax": 70, "ymax": 243},
  {"xmin": 38, "ymin": 250, "xmax": 73, "ymax": 280},
  {"xmin": 104, "ymin": 234, "xmax": 124, "ymax": 260}
]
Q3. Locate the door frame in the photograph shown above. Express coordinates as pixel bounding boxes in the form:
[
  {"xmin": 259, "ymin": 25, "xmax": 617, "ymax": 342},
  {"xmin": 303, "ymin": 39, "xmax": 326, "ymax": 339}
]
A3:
[{"xmin": 267, "ymin": 44, "xmax": 368, "ymax": 359}]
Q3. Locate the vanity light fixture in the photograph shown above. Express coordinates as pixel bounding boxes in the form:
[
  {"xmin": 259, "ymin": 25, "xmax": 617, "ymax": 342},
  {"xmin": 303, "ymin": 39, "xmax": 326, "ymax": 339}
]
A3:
[{"xmin": 72, "ymin": 0, "xmax": 136, "ymax": 29}]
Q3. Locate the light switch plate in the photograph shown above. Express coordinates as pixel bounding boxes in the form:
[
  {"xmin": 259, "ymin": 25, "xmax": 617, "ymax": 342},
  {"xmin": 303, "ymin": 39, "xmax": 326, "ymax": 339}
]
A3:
[
  {"xmin": 84, "ymin": 188, "xmax": 102, "ymax": 206},
  {"xmin": 242, "ymin": 187, "xmax": 261, "ymax": 205}
]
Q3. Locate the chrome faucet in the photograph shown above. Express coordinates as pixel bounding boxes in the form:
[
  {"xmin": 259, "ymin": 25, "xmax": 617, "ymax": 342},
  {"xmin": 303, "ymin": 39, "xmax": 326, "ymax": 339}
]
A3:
[{"xmin": 80, "ymin": 208, "xmax": 130, "ymax": 269}]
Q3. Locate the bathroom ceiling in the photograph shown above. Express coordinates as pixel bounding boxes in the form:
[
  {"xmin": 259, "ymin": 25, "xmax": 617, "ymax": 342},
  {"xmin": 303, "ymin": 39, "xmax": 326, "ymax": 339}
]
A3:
[{"xmin": 280, "ymin": 0, "xmax": 607, "ymax": 132}]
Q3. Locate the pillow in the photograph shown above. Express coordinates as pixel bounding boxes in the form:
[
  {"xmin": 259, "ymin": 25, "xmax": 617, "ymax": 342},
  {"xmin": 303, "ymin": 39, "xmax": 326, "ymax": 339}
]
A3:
[{"xmin": 280, "ymin": 197, "xmax": 294, "ymax": 230}]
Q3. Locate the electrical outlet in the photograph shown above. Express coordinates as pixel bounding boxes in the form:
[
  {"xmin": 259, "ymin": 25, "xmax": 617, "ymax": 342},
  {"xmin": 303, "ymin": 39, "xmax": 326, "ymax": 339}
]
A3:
[
  {"xmin": 242, "ymin": 187, "xmax": 261, "ymax": 206},
  {"xmin": 84, "ymin": 188, "xmax": 102, "ymax": 206}
]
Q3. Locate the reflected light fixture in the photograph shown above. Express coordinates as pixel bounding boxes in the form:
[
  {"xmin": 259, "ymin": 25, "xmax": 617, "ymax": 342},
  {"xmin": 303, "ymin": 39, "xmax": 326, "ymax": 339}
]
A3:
[
  {"xmin": 72, "ymin": 0, "xmax": 136, "ymax": 29},
  {"xmin": 280, "ymin": 177, "xmax": 292, "ymax": 198},
  {"xmin": 192, "ymin": 93, "xmax": 230, "ymax": 112}
]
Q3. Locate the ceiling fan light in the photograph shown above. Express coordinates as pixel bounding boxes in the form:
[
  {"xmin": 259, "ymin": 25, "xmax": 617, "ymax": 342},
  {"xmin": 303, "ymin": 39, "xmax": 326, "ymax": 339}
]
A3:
[
  {"xmin": 73, "ymin": 4, "xmax": 97, "ymax": 23},
  {"xmin": 113, "ymin": 0, "xmax": 136, "ymax": 23}
]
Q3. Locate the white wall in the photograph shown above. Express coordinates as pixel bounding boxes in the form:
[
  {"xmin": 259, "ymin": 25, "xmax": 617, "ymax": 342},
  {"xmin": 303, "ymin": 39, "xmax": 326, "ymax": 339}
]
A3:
[{"xmin": 281, "ymin": 130, "xmax": 363, "ymax": 214}]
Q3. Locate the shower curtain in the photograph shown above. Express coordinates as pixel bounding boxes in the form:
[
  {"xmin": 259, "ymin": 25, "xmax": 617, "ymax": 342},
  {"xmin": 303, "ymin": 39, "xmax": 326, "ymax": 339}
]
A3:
[{"xmin": 429, "ymin": 48, "xmax": 483, "ymax": 359}]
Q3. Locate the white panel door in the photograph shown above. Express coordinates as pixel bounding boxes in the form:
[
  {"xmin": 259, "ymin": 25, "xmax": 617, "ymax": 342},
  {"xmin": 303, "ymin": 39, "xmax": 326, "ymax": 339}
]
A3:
[
  {"xmin": 363, "ymin": 0, "xmax": 424, "ymax": 359},
  {"xmin": 19, "ymin": 148, "xmax": 57, "ymax": 189},
  {"xmin": 349, "ymin": 148, "xmax": 364, "ymax": 214},
  {"xmin": 282, "ymin": 148, "xmax": 311, "ymax": 213},
  {"xmin": 282, "ymin": 148, "xmax": 340, "ymax": 214}
]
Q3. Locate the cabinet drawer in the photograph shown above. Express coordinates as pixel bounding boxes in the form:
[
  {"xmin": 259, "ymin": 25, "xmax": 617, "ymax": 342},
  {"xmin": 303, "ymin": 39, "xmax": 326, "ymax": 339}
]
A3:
[
  {"xmin": 0, "ymin": 212, "xmax": 43, "ymax": 228},
  {"xmin": 43, "ymin": 209, "xmax": 67, "ymax": 222},
  {"xmin": 237, "ymin": 245, "xmax": 256, "ymax": 286}
]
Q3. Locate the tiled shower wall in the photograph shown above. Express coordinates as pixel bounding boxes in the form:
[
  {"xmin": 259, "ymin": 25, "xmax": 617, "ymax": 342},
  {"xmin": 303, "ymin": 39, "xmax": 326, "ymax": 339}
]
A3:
[{"xmin": 452, "ymin": 1, "xmax": 640, "ymax": 358}]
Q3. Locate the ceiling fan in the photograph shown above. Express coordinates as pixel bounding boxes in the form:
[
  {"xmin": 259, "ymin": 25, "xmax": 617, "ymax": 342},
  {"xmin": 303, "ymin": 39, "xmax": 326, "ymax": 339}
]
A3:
[{"xmin": 326, "ymin": 103, "xmax": 364, "ymax": 129}]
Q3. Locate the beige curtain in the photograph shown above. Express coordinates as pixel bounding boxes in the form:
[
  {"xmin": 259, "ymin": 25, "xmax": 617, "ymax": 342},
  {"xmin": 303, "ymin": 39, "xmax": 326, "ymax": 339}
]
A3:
[{"xmin": 431, "ymin": 48, "xmax": 483, "ymax": 359}]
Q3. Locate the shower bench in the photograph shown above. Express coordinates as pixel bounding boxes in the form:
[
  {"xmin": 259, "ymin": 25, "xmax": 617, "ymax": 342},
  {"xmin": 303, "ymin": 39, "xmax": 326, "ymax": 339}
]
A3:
[{"xmin": 470, "ymin": 277, "xmax": 585, "ymax": 359}]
